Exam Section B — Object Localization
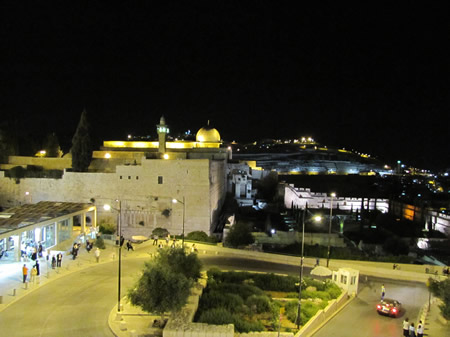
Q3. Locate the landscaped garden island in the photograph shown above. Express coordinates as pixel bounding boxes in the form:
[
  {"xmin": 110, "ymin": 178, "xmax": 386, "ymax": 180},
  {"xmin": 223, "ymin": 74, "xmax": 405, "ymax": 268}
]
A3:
[{"xmin": 194, "ymin": 269, "xmax": 342, "ymax": 334}]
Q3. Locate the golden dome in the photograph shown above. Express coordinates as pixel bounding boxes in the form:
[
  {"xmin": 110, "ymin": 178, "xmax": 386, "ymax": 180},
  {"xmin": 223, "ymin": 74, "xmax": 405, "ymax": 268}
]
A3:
[{"xmin": 196, "ymin": 124, "xmax": 221, "ymax": 142}]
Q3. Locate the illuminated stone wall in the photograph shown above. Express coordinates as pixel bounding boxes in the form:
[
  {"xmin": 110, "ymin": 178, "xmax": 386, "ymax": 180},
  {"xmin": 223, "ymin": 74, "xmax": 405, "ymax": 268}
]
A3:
[
  {"xmin": 284, "ymin": 185, "xmax": 390, "ymax": 212},
  {"xmin": 0, "ymin": 158, "xmax": 226, "ymax": 236}
]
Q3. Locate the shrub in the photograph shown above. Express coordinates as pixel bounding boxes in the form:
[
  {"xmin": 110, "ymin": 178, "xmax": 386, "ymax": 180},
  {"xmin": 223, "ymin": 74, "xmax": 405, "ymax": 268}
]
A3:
[
  {"xmin": 95, "ymin": 235, "xmax": 106, "ymax": 249},
  {"xmin": 284, "ymin": 300, "xmax": 299, "ymax": 323},
  {"xmin": 214, "ymin": 282, "xmax": 264, "ymax": 300},
  {"xmin": 225, "ymin": 221, "xmax": 255, "ymax": 248},
  {"xmin": 217, "ymin": 271, "xmax": 250, "ymax": 284},
  {"xmin": 246, "ymin": 294, "xmax": 271, "ymax": 313},
  {"xmin": 197, "ymin": 308, "xmax": 265, "ymax": 333},
  {"xmin": 233, "ymin": 317, "xmax": 264, "ymax": 333},
  {"xmin": 99, "ymin": 223, "xmax": 116, "ymax": 235},
  {"xmin": 304, "ymin": 278, "xmax": 326, "ymax": 291},
  {"xmin": 152, "ymin": 227, "xmax": 169, "ymax": 237},
  {"xmin": 252, "ymin": 273, "xmax": 298, "ymax": 292},
  {"xmin": 198, "ymin": 307, "xmax": 234, "ymax": 325},
  {"xmin": 325, "ymin": 281, "xmax": 342, "ymax": 299},
  {"xmin": 186, "ymin": 231, "xmax": 218, "ymax": 243},
  {"xmin": 200, "ymin": 291, "xmax": 244, "ymax": 313}
]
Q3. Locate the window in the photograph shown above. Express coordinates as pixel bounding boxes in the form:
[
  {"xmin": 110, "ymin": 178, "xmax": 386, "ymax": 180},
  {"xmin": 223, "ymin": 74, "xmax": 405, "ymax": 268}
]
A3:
[{"xmin": 158, "ymin": 176, "xmax": 163, "ymax": 184}]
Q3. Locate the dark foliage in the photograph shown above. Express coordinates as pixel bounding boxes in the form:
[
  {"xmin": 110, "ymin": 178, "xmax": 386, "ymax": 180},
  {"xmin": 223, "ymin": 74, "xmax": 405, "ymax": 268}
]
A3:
[{"xmin": 71, "ymin": 109, "xmax": 92, "ymax": 172}]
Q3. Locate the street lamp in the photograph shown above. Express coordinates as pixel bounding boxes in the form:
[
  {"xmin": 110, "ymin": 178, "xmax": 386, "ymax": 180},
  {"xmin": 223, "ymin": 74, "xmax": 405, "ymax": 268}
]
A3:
[
  {"xmin": 172, "ymin": 197, "xmax": 185, "ymax": 247},
  {"xmin": 104, "ymin": 200, "xmax": 123, "ymax": 313},
  {"xmin": 296, "ymin": 209, "xmax": 322, "ymax": 329},
  {"xmin": 326, "ymin": 193, "xmax": 336, "ymax": 268}
]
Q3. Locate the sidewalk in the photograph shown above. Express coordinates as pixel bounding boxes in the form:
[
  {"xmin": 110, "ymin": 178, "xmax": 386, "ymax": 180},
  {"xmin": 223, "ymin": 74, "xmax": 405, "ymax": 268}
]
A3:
[
  {"xmin": 0, "ymin": 239, "xmax": 130, "ymax": 312},
  {"xmin": 422, "ymin": 297, "xmax": 450, "ymax": 337}
]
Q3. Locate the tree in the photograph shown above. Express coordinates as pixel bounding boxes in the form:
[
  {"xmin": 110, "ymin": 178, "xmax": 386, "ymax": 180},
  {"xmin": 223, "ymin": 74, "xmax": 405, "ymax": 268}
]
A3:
[
  {"xmin": 225, "ymin": 221, "xmax": 255, "ymax": 248},
  {"xmin": 428, "ymin": 277, "xmax": 450, "ymax": 319},
  {"xmin": 127, "ymin": 247, "xmax": 202, "ymax": 321},
  {"xmin": 71, "ymin": 108, "xmax": 92, "ymax": 172},
  {"xmin": 0, "ymin": 127, "xmax": 18, "ymax": 163},
  {"xmin": 95, "ymin": 235, "xmax": 106, "ymax": 249},
  {"xmin": 255, "ymin": 172, "xmax": 279, "ymax": 202},
  {"xmin": 43, "ymin": 132, "xmax": 61, "ymax": 157},
  {"xmin": 128, "ymin": 262, "xmax": 191, "ymax": 318},
  {"xmin": 155, "ymin": 247, "xmax": 202, "ymax": 282}
]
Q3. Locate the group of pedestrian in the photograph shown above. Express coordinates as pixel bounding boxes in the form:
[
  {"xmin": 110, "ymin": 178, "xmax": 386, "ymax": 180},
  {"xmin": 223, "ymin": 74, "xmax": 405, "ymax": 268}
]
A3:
[
  {"xmin": 50, "ymin": 253, "xmax": 63, "ymax": 269},
  {"xmin": 22, "ymin": 260, "xmax": 40, "ymax": 283},
  {"xmin": 21, "ymin": 241, "xmax": 45, "ymax": 261},
  {"xmin": 402, "ymin": 318, "xmax": 424, "ymax": 337}
]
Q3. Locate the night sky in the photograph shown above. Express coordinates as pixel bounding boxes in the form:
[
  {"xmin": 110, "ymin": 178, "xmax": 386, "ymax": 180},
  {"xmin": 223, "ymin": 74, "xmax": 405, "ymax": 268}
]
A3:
[{"xmin": 1, "ymin": 3, "xmax": 449, "ymax": 169}]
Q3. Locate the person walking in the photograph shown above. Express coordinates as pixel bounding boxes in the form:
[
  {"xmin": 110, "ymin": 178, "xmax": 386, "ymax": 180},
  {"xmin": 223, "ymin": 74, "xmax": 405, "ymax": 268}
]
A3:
[
  {"xmin": 126, "ymin": 241, "xmax": 134, "ymax": 251},
  {"xmin": 51, "ymin": 255, "xmax": 56, "ymax": 269},
  {"xmin": 56, "ymin": 252, "xmax": 62, "ymax": 267},
  {"xmin": 409, "ymin": 322, "xmax": 416, "ymax": 337},
  {"xmin": 30, "ymin": 266, "xmax": 37, "ymax": 283},
  {"xmin": 94, "ymin": 248, "xmax": 100, "ymax": 263},
  {"xmin": 72, "ymin": 243, "xmax": 78, "ymax": 260},
  {"xmin": 416, "ymin": 320, "xmax": 424, "ymax": 337},
  {"xmin": 22, "ymin": 264, "xmax": 28, "ymax": 283},
  {"xmin": 34, "ymin": 260, "xmax": 40, "ymax": 276},
  {"xmin": 402, "ymin": 318, "xmax": 410, "ymax": 337},
  {"xmin": 381, "ymin": 284, "xmax": 386, "ymax": 300}
]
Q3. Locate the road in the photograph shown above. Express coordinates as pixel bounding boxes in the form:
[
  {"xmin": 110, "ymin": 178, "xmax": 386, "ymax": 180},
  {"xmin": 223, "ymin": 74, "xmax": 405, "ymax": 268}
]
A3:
[
  {"xmin": 312, "ymin": 277, "xmax": 428, "ymax": 337},
  {"xmin": 0, "ymin": 255, "xmax": 428, "ymax": 337}
]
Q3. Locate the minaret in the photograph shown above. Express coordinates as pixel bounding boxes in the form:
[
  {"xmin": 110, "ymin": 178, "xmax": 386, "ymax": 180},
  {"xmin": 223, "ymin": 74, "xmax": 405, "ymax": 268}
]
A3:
[{"xmin": 156, "ymin": 116, "xmax": 169, "ymax": 154}]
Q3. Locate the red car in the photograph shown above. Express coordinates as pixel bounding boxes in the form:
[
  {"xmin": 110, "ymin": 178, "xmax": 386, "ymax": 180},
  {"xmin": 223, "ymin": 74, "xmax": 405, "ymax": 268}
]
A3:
[{"xmin": 376, "ymin": 298, "xmax": 402, "ymax": 317}]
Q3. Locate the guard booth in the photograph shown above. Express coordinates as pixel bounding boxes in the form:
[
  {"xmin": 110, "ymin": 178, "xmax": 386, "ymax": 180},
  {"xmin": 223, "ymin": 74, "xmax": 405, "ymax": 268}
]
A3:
[
  {"xmin": 332, "ymin": 267, "xmax": 359, "ymax": 295},
  {"xmin": 0, "ymin": 201, "xmax": 97, "ymax": 262}
]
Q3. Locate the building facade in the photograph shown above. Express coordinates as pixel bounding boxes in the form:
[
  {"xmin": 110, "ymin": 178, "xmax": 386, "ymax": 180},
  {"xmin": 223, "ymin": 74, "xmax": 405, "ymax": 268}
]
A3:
[{"xmin": 0, "ymin": 118, "xmax": 230, "ymax": 238}]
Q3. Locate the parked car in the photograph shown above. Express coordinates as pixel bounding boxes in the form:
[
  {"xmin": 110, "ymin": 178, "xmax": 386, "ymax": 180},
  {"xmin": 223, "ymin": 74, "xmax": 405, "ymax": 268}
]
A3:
[{"xmin": 376, "ymin": 298, "xmax": 401, "ymax": 317}]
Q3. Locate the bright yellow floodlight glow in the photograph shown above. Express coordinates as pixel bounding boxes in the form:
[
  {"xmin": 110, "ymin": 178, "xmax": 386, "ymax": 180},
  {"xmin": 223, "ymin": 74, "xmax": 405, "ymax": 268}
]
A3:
[
  {"xmin": 313, "ymin": 215, "xmax": 322, "ymax": 222},
  {"xmin": 163, "ymin": 153, "xmax": 169, "ymax": 159},
  {"xmin": 103, "ymin": 204, "xmax": 111, "ymax": 211},
  {"xmin": 104, "ymin": 153, "xmax": 111, "ymax": 159}
]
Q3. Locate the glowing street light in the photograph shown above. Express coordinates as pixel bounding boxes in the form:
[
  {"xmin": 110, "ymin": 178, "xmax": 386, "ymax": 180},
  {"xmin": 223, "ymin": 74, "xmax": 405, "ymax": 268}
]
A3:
[
  {"xmin": 326, "ymin": 193, "xmax": 336, "ymax": 268},
  {"xmin": 296, "ymin": 209, "xmax": 322, "ymax": 328}
]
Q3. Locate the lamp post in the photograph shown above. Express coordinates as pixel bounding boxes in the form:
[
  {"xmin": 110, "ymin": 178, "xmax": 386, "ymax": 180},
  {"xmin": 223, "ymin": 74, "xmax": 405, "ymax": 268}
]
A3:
[
  {"xmin": 296, "ymin": 208, "xmax": 306, "ymax": 329},
  {"xmin": 104, "ymin": 200, "xmax": 123, "ymax": 313},
  {"xmin": 326, "ymin": 193, "xmax": 336, "ymax": 268},
  {"xmin": 172, "ymin": 196, "xmax": 185, "ymax": 247},
  {"xmin": 296, "ymin": 209, "xmax": 322, "ymax": 329}
]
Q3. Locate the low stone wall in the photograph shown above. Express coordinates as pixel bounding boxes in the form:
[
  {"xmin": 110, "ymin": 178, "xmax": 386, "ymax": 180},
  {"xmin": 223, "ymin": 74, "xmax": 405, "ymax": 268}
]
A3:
[
  {"xmin": 239, "ymin": 333, "xmax": 293, "ymax": 337},
  {"xmin": 296, "ymin": 292, "xmax": 350, "ymax": 337},
  {"xmin": 253, "ymin": 231, "xmax": 346, "ymax": 248}
]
